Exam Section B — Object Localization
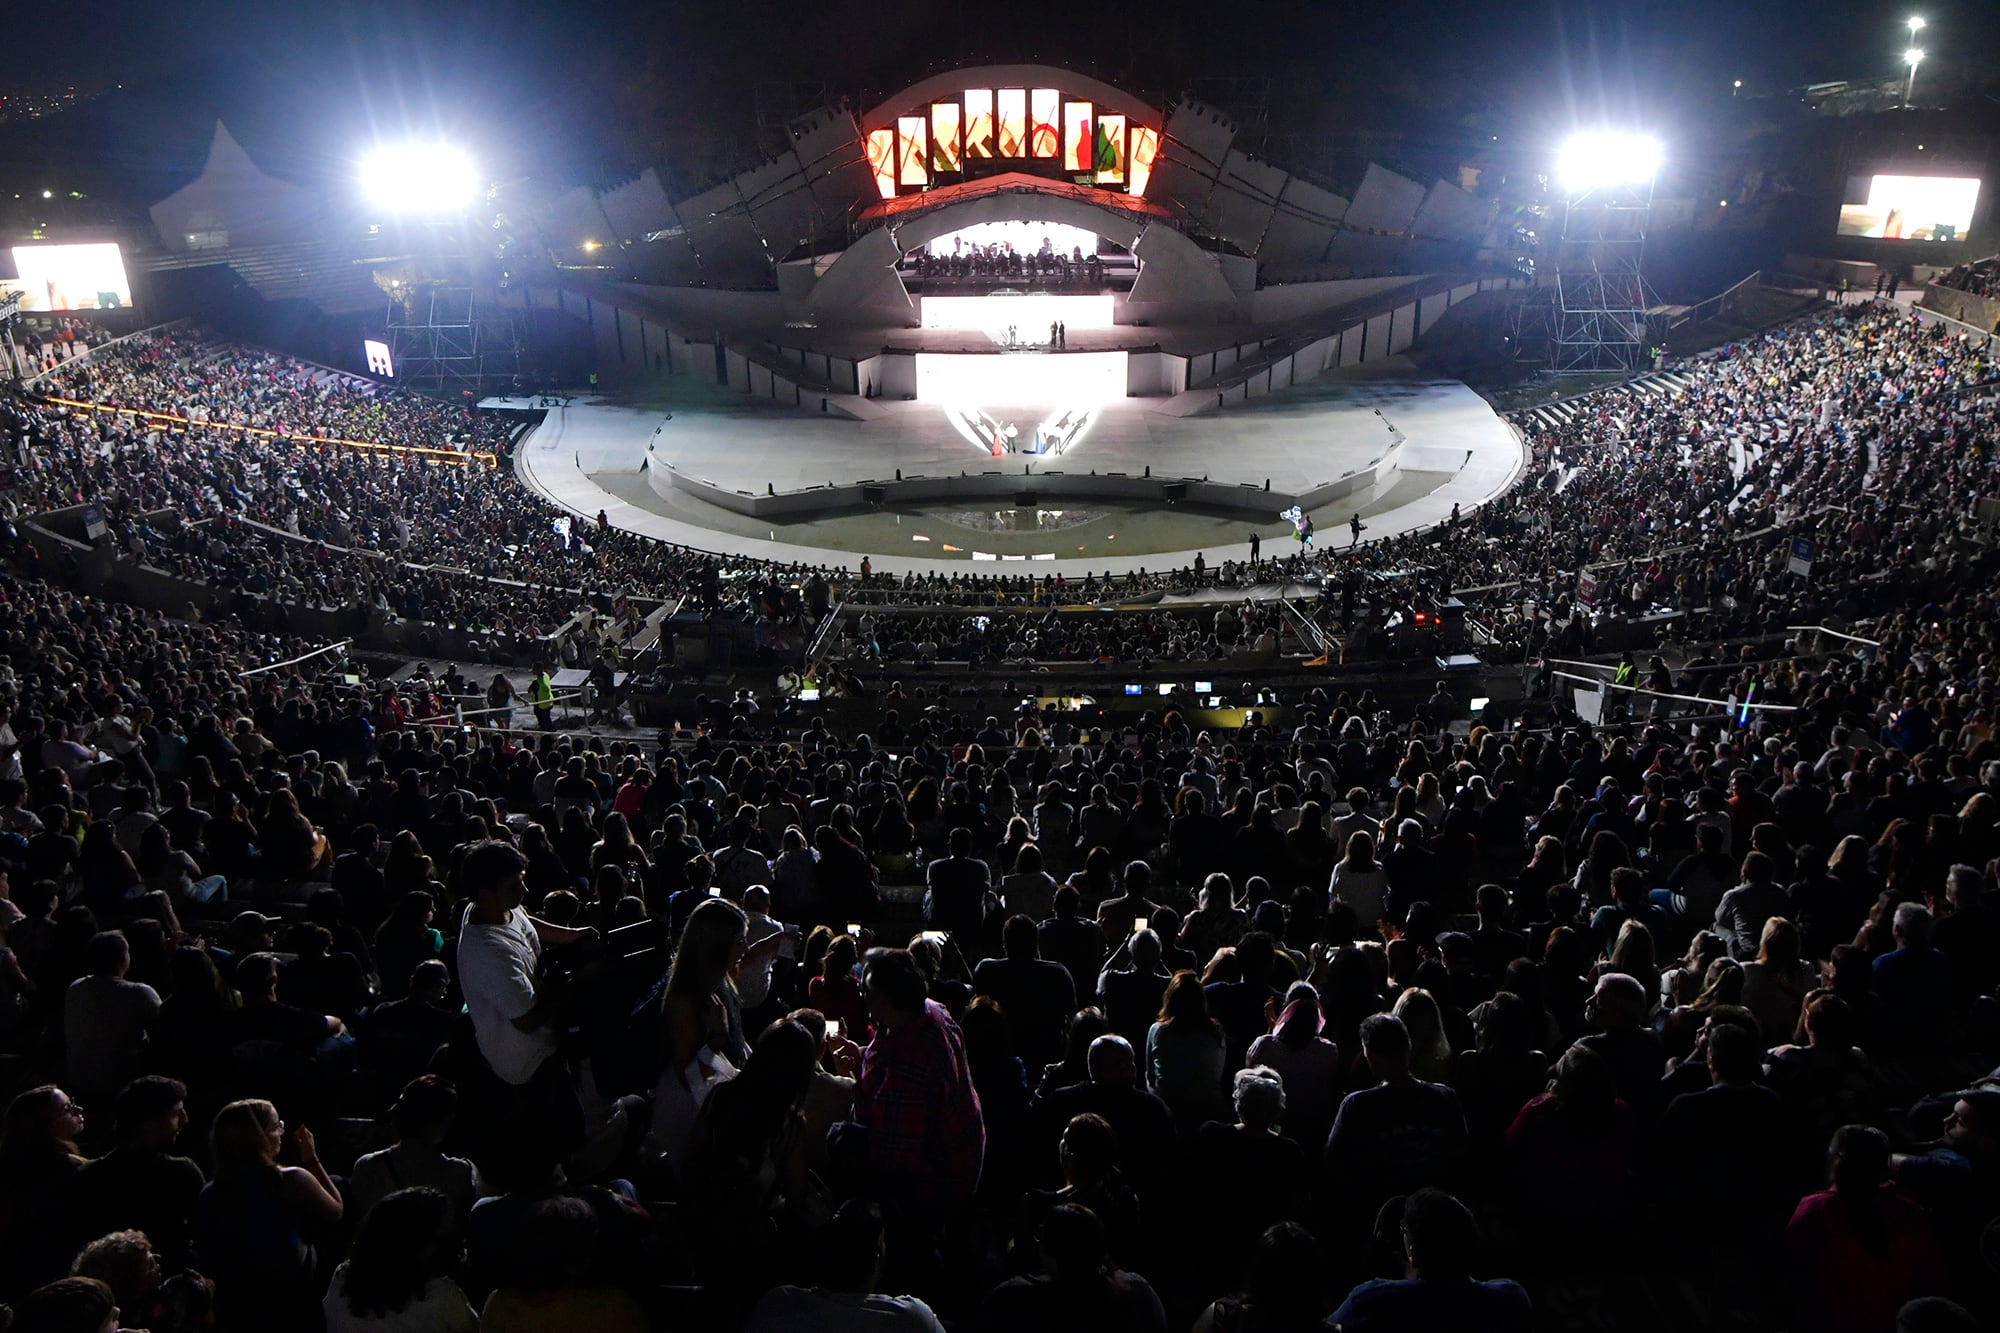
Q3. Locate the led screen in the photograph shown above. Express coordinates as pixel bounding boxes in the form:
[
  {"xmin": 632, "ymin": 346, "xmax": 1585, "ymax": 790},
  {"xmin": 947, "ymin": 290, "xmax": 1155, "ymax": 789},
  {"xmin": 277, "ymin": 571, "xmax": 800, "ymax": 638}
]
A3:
[
  {"xmin": 7, "ymin": 243, "xmax": 132, "ymax": 312},
  {"xmin": 1837, "ymin": 174, "xmax": 1980, "ymax": 241},
  {"xmin": 1129, "ymin": 127, "xmax": 1160, "ymax": 196},
  {"xmin": 965, "ymin": 90, "xmax": 995, "ymax": 159},
  {"xmin": 1030, "ymin": 89, "xmax": 1060, "ymax": 158},
  {"xmin": 1064, "ymin": 102, "xmax": 1093, "ymax": 173},
  {"xmin": 998, "ymin": 89, "xmax": 1027, "ymax": 157},
  {"xmin": 363, "ymin": 339, "xmax": 394, "ymax": 377},
  {"xmin": 897, "ymin": 116, "xmax": 928, "ymax": 187},
  {"xmin": 931, "ymin": 103, "xmax": 961, "ymax": 173},
  {"xmin": 1095, "ymin": 114, "xmax": 1126, "ymax": 184},
  {"xmin": 865, "ymin": 128, "xmax": 897, "ymax": 199}
]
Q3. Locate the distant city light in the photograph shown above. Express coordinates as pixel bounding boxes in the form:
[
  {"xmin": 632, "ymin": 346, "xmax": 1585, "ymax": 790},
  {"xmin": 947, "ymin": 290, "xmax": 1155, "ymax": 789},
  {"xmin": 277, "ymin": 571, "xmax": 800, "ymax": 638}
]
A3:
[
  {"xmin": 359, "ymin": 144, "xmax": 479, "ymax": 214},
  {"xmin": 1556, "ymin": 132, "xmax": 1663, "ymax": 194}
]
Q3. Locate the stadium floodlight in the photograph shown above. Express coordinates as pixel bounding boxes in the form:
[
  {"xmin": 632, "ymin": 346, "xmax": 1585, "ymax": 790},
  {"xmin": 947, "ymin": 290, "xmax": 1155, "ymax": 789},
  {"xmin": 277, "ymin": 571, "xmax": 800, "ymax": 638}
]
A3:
[
  {"xmin": 1904, "ymin": 47, "xmax": 1925, "ymax": 106},
  {"xmin": 359, "ymin": 144, "xmax": 479, "ymax": 215},
  {"xmin": 1906, "ymin": 16, "xmax": 1924, "ymax": 35},
  {"xmin": 1555, "ymin": 132, "xmax": 1663, "ymax": 196}
]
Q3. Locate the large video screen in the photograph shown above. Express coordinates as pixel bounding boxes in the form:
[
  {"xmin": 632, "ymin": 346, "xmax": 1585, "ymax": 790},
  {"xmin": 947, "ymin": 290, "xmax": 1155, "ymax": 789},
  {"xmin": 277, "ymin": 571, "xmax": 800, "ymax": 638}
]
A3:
[
  {"xmin": 1837, "ymin": 174, "xmax": 1980, "ymax": 241},
  {"xmin": 7, "ymin": 243, "xmax": 133, "ymax": 311}
]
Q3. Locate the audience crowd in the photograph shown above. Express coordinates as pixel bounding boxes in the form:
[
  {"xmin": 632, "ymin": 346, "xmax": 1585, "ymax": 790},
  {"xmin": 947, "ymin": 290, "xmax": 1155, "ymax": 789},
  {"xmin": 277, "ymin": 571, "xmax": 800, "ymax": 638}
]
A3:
[
  {"xmin": 1935, "ymin": 258, "xmax": 2000, "ymax": 302},
  {"xmin": 0, "ymin": 302, "xmax": 1994, "ymax": 1332}
]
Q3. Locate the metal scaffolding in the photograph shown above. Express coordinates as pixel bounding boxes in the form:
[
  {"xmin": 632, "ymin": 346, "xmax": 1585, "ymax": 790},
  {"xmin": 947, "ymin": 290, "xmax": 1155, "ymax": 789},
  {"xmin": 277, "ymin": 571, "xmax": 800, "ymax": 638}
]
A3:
[
  {"xmin": 1550, "ymin": 180, "xmax": 1658, "ymax": 374},
  {"xmin": 385, "ymin": 281, "xmax": 522, "ymax": 396}
]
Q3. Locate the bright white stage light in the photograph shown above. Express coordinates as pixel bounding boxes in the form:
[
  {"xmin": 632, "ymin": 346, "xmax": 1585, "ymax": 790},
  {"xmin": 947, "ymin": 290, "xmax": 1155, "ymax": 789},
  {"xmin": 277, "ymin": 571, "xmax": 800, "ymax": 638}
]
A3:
[
  {"xmin": 360, "ymin": 144, "xmax": 479, "ymax": 214},
  {"xmin": 1555, "ymin": 132, "xmax": 1663, "ymax": 195}
]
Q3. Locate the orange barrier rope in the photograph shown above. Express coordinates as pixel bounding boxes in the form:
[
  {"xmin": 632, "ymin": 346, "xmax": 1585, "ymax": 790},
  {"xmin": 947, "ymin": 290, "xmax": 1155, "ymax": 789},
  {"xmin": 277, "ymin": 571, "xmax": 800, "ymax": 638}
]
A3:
[{"xmin": 40, "ymin": 396, "xmax": 498, "ymax": 466}]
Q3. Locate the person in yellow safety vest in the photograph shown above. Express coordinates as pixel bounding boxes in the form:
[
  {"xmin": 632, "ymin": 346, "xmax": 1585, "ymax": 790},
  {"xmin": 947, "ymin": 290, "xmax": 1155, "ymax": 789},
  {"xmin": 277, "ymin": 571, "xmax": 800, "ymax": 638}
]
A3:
[{"xmin": 529, "ymin": 668, "xmax": 555, "ymax": 729}]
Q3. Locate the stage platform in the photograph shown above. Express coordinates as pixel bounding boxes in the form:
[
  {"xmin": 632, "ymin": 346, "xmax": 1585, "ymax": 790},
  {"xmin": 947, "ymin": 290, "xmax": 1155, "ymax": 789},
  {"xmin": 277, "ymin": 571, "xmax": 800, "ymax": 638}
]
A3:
[{"xmin": 514, "ymin": 357, "xmax": 1524, "ymax": 576}]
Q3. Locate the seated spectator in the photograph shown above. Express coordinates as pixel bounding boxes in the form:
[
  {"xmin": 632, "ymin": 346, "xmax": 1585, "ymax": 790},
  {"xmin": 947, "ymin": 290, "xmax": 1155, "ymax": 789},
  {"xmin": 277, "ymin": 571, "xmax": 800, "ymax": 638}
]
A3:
[
  {"xmin": 1190, "ymin": 1221, "xmax": 1326, "ymax": 1333},
  {"xmin": 1325, "ymin": 1015, "xmax": 1469, "ymax": 1230},
  {"xmin": 70, "ymin": 1076, "xmax": 205, "ymax": 1269},
  {"xmin": 1145, "ymin": 972, "xmax": 1228, "ymax": 1133},
  {"xmin": 984, "ymin": 1202, "xmax": 1167, "ymax": 1333},
  {"xmin": 1328, "ymin": 1188, "xmax": 1530, "ymax": 1332},
  {"xmin": 1040, "ymin": 1035, "xmax": 1176, "ymax": 1198},
  {"xmin": 323, "ymin": 1186, "xmax": 477, "ymax": 1332},
  {"xmin": 192, "ymin": 1098, "xmax": 343, "ymax": 1332},
  {"xmin": 347, "ymin": 1076, "xmax": 484, "ymax": 1227},
  {"xmin": 479, "ymin": 1194, "xmax": 647, "ymax": 1333},
  {"xmin": 742, "ymin": 1200, "xmax": 946, "ymax": 1333},
  {"xmin": 0, "ymin": 1086, "xmax": 91, "ymax": 1297},
  {"xmin": 70, "ymin": 1230, "xmax": 164, "ymax": 1331},
  {"xmin": 63, "ymin": 932, "xmax": 161, "ymax": 1103},
  {"xmin": 1786, "ymin": 1125, "xmax": 1947, "ymax": 1333}
]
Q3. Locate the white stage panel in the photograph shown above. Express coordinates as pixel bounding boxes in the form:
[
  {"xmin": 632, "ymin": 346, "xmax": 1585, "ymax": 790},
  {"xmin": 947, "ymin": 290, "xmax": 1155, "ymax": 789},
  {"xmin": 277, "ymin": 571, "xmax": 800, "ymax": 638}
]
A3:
[
  {"xmin": 920, "ymin": 293, "xmax": 1114, "ymax": 334},
  {"xmin": 915, "ymin": 350, "xmax": 1127, "ymax": 405}
]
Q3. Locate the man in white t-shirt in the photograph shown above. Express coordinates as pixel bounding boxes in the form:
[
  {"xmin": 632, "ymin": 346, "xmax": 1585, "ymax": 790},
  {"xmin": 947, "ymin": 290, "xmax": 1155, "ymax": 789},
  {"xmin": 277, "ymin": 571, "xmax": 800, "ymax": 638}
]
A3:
[
  {"xmin": 456, "ymin": 841, "xmax": 593, "ymax": 1087},
  {"xmin": 737, "ymin": 885, "xmax": 798, "ymax": 1022}
]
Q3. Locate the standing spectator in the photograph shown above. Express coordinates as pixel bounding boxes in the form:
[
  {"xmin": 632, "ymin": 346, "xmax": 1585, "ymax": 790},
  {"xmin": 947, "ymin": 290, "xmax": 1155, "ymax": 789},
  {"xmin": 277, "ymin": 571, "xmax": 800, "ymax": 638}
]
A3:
[
  {"xmin": 1145, "ymin": 972, "xmax": 1229, "ymax": 1133},
  {"xmin": 453, "ymin": 841, "xmax": 593, "ymax": 1162},
  {"xmin": 972, "ymin": 916, "xmax": 1077, "ymax": 1073},
  {"xmin": 849, "ymin": 949, "xmax": 984, "ymax": 1234}
]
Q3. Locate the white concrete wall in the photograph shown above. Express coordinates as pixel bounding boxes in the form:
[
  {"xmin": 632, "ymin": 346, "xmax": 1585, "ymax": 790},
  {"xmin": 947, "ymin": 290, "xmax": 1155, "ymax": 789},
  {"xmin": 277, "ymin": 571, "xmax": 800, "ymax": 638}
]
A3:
[
  {"xmin": 1364, "ymin": 313, "xmax": 1392, "ymax": 362},
  {"xmin": 1246, "ymin": 274, "xmax": 1417, "ymax": 324}
]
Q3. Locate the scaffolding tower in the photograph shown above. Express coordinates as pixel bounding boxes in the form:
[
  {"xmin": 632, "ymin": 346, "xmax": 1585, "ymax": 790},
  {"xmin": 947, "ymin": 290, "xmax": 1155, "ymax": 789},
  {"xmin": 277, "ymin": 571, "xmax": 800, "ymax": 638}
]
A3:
[
  {"xmin": 385, "ymin": 281, "xmax": 523, "ymax": 397},
  {"xmin": 1549, "ymin": 179, "xmax": 1658, "ymax": 374}
]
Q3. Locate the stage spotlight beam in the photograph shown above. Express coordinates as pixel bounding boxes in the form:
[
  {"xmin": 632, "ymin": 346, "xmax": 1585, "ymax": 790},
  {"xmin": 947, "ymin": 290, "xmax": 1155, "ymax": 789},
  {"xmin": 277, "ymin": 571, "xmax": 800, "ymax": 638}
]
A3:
[
  {"xmin": 1555, "ymin": 132, "xmax": 1662, "ymax": 196},
  {"xmin": 360, "ymin": 144, "xmax": 480, "ymax": 215}
]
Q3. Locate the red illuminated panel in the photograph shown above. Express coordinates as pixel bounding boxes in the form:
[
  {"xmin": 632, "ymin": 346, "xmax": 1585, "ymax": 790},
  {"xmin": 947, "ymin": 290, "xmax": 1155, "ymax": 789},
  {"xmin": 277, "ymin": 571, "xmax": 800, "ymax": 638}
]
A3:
[
  {"xmin": 1095, "ymin": 113, "xmax": 1126, "ymax": 184},
  {"xmin": 865, "ymin": 128, "xmax": 896, "ymax": 199},
  {"xmin": 1063, "ymin": 102, "xmax": 1092, "ymax": 172},
  {"xmin": 931, "ymin": 103, "xmax": 961, "ymax": 172},
  {"xmin": 897, "ymin": 115, "xmax": 928, "ymax": 187},
  {"xmin": 1128, "ymin": 126, "xmax": 1160, "ymax": 196},
  {"xmin": 964, "ymin": 89, "xmax": 994, "ymax": 159},
  {"xmin": 1030, "ymin": 89, "xmax": 1060, "ymax": 158},
  {"xmin": 997, "ymin": 89, "xmax": 1026, "ymax": 157}
]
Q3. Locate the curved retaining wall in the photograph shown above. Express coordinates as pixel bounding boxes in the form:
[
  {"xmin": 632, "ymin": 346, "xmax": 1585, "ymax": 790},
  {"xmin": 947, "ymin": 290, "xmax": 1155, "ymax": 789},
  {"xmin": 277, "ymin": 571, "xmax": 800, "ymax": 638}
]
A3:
[{"xmin": 646, "ymin": 436, "xmax": 1402, "ymax": 520}]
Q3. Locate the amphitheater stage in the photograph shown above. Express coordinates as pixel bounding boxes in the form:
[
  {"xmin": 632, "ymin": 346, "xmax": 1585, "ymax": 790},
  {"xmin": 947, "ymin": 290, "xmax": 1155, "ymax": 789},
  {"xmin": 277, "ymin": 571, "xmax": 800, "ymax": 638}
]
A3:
[{"xmin": 513, "ymin": 357, "xmax": 1525, "ymax": 576}]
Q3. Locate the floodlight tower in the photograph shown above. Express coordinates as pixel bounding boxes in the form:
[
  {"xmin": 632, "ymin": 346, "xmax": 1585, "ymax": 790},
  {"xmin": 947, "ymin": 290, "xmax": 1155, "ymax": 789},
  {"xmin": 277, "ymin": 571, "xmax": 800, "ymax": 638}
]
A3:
[
  {"xmin": 360, "ymin": 143, "xmax": 522, "ymax": 396},
  {"xmin": 1549, "ymin": 132, "xmax": 1662, "ymax": 375}
]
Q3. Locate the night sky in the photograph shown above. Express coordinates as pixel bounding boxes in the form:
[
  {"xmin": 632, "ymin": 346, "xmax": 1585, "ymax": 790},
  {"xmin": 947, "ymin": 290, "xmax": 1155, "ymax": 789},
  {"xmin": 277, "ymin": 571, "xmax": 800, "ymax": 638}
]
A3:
[{"xmin": 6, "ymin": 0, "xmax": 1996, "ymax": 197}]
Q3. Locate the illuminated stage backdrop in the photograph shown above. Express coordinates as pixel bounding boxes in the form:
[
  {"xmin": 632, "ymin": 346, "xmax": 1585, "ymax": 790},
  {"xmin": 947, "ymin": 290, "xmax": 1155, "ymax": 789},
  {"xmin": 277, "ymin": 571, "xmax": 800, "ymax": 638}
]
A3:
[
  {"xmin": 998, "ymin": 89, "xmax": 1028, "ymax": 157},
  {"xmin": 964, "ymin": 89, "xmax": 995, "ymax": 159},
  {"xmin": 1031, "ymin": 89, "xmax": 1060, "ymax": 158},
  {"xmin": 1064, "ymin": 103, "xmax": 1093, "ymax": 173}
]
